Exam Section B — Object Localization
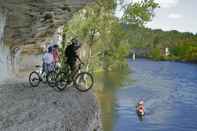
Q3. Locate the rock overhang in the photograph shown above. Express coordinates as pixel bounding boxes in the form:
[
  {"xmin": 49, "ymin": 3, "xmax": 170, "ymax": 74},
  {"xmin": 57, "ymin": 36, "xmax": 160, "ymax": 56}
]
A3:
[{"xmin": 0, "ymin": 0, "xmax": 95, "ymax": 50}]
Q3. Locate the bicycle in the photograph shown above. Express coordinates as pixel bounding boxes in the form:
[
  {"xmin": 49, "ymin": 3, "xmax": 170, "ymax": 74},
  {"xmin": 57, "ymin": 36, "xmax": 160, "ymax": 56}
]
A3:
[
  {"xmin": 29, "ymin": 63, "xmax": 59, "ymax": 87},
  {"xmin": 46, "ymin": 63, "xmax": 61, "ymax": 87},
  {"xmin": 29, "ymin": 65, "xmax": 47, "ymax": 87},
  {"xmin": 55, "ymin": 63, "xmax": 94, "ymax": 92}
]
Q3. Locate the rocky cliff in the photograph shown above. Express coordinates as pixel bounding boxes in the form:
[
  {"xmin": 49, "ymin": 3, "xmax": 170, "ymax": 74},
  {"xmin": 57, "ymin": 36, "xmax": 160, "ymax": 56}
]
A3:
[
  {"xmin": 0, "ymin": 0, "xmax": 95, "ymax": 73},
  {"xmin": 0, "ymin": 0, "xmax": 94, "ymax": 49}
]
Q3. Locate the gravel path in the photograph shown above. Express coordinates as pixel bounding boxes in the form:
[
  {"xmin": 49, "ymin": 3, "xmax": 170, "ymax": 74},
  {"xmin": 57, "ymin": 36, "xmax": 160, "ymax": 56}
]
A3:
[{"xmin": 0, "ymin": 80, "xmax": 102, "ymax": 131}]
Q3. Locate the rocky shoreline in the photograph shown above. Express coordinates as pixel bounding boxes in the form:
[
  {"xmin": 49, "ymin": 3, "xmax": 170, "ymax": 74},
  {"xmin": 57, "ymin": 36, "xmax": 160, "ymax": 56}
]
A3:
[{"xmin": 0, "ymin": 80, "xmax": 102, "ymax": 131}]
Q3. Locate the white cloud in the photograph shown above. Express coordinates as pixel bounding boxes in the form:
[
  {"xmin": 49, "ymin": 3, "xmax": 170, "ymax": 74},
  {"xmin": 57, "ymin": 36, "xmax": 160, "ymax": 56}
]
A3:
[
  {"xmin": 115, "ymin": 0, "xmax": 180, "ymax": 18},
  {"xmin": 168, "ymin": 13, "xmax": 183, "ymax": 19},
  {"xmin": 155, "ymin": 0, "xmax": 179, "ymax": 8},
  {"xmin": 132, "ymin": 0, "xmax": 143, "ymax": 3}
]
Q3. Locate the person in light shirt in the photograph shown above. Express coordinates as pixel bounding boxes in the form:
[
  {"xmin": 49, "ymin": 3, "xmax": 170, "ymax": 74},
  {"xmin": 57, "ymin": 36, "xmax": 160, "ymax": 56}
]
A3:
[{"xmin": 42, "ymin": 46, "xmax": 54, "ymax": 73}]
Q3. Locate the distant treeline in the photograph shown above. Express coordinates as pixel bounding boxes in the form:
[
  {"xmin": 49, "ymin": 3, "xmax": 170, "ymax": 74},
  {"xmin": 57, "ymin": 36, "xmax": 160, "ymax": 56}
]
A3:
[{"xmin": 124, "ymin": 24, "xmax": 197, "ymax": 62}]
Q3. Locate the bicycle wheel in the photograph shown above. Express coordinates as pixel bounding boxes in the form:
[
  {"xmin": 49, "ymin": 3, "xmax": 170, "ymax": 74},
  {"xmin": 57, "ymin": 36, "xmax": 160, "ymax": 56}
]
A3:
[
  {"xmin": 56, "ymin": 72, "xmax": 68, "ymax": 91},
  {"xmin": 29, "ymin": 71, "xmax": 41, "ymax": 87},
  {"xmin": 47, "ymin": 71, "xmax": 57, "ymax": 87},
  {"xmin": 74, "ymin": 72, "xmax": 94, "ymax": 92}
]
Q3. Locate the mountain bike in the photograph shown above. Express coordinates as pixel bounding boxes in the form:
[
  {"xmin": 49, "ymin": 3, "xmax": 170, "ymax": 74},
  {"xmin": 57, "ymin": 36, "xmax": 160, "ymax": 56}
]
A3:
[{"xmin": 55, "ymin": 63, "xmax": 94, "ymax": 92}]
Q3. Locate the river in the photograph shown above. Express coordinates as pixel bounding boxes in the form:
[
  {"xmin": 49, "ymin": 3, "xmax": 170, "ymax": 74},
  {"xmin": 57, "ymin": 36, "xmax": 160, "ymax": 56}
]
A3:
[{"xmin": 95, "ymin": 59, "xmax": 197, "ymax": 131}]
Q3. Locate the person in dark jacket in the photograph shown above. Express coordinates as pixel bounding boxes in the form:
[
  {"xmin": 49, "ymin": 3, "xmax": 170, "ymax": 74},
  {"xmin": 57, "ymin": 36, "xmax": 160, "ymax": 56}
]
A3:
[{"xmin": 64, "ymin": 38, "xmax": 82, "ymax": 72}]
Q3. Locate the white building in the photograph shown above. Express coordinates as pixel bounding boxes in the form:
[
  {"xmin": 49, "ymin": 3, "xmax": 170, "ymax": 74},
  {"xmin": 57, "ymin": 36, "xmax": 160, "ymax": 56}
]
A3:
[{"xmin": 165, "ymin": 47, "xmax": 170, "ymax": 56}]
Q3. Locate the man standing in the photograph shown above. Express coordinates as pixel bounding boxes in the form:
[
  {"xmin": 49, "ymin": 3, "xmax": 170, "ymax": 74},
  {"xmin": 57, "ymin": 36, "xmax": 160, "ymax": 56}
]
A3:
[
  {"xmin": 52, "ymin": 44, "xmax": 60, "ymax": 64},
  {"xmin": 42, "ymin": 46, "xmax": 54, "ymax": 73}
]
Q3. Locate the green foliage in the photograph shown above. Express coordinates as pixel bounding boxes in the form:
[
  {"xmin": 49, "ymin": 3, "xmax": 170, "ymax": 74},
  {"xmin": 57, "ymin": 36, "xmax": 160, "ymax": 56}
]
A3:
[
  {"xmin": 171, "ymin": 41, "xmax": 197, "ymax": 61},
  {"xmin": 60, "ymin": 0, "xmax": 158, "ymax": 71},
  {"xmin": 150, "ymin": 48, "xmax": 162, "ymax": 60},
  {"xmin": 122, "ymin": 0, "xmax": 159, "ymax": 26},
  {"xmin": 96, "ymin": 0, "xmax": 117, "ymax": 10}
]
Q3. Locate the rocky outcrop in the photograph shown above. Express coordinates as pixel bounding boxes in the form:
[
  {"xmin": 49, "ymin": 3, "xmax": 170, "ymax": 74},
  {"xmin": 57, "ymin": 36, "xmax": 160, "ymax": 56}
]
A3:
[
  {"xmin": 0, "ymin": 0, "xmax": 94, "ymax": 48},
  {"xmin": 0, "ymin": 81, "xmax": 102, "ymax": 131},
  {"xmin": 0, "ymin": 0, "xmax": 95, "ymax": 76}
]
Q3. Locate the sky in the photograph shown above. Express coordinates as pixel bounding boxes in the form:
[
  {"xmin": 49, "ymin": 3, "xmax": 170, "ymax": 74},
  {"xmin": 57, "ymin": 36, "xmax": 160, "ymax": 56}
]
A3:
[{"xmin": 115, "ymin": 0, "xmax": 197, "ymax": 34}]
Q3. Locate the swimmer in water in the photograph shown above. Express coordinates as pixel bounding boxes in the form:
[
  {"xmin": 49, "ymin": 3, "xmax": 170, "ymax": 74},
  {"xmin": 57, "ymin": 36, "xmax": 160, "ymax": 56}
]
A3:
[{"xmin": 136, "ymin": 100, "xmax": 145, "ymax": 116}]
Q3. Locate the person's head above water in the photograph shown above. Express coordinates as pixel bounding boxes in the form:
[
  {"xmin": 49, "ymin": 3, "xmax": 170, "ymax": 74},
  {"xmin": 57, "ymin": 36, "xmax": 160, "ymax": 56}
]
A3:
[{"xmin": 137, "ymin": 100, "xmax": 145, "ymax": 116}]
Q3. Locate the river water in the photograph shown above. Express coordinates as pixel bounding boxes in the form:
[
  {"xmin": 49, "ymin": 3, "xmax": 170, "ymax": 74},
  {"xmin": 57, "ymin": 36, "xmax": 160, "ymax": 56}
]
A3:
[{"xmin": 95, "ymin": 59, "xmax": 197, "ymax": 131}]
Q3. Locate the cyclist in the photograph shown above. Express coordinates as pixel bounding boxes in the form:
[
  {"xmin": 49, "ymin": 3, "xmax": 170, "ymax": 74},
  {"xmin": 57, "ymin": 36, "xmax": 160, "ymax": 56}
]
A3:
[{"xmin": 64, "ymin": 38, "xmax": 82, "ymax": 74}]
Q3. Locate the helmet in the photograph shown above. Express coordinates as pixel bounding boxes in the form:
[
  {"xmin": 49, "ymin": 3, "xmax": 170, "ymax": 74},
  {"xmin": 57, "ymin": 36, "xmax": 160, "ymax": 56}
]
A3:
[
  {"xmin": 71, "ymin": 38, "xmax": 78, "ymax": 44},
  {"xmin": 48, "ymin": 46, "xmax": 53, "ymax": 53},
  {"xmin": 53, "ymin": 44, "xmax": 59, "ymax": 48},
  {"xmin": 71, "ymin": 38, "xmax": 81, "ymax": 49}
]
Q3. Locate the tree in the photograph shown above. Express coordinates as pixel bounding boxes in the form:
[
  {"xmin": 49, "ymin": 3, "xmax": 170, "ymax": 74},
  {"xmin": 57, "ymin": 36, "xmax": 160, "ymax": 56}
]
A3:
[
  {"xmin": 61, "ymin": 0, "xmax": 159, "ymax": 71},
  {"xmin": 122, "ymin": 0, "xmax": 159, "ymax": 26}
]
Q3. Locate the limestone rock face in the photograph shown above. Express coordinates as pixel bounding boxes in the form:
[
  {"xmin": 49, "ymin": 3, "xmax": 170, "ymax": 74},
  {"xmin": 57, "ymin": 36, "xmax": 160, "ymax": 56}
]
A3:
[{"xmin": 0, "ymin": 0, "xmax": 94, "ymax": 48}]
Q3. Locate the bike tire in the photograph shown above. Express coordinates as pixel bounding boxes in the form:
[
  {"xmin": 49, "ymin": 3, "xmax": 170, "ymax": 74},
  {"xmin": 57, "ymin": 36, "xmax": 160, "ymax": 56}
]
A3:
[
  {"xmin": 55, "ymin": 72, "xmax": 68, "ymax": 91},
  {"xmin": 47, "ymin": 71, "xmax": 57, "ymax": 87},
  {"xmin": 74, "ymin": 72, "xmax": 94, "ymax": 92},
  {"xmin": 29, "ymin": 71, "xmax": 41, "ymax": 87}
]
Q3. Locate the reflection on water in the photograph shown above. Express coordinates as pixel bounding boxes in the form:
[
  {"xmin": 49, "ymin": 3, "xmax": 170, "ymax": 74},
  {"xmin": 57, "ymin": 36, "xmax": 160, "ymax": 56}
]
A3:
[
  {"xmin": 95, "ymin": 59, "xmax": 197, "ymax": 131},
  {"xmin": 94, "ymin": 68, "xmax": 130, "ymax": 131}
]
